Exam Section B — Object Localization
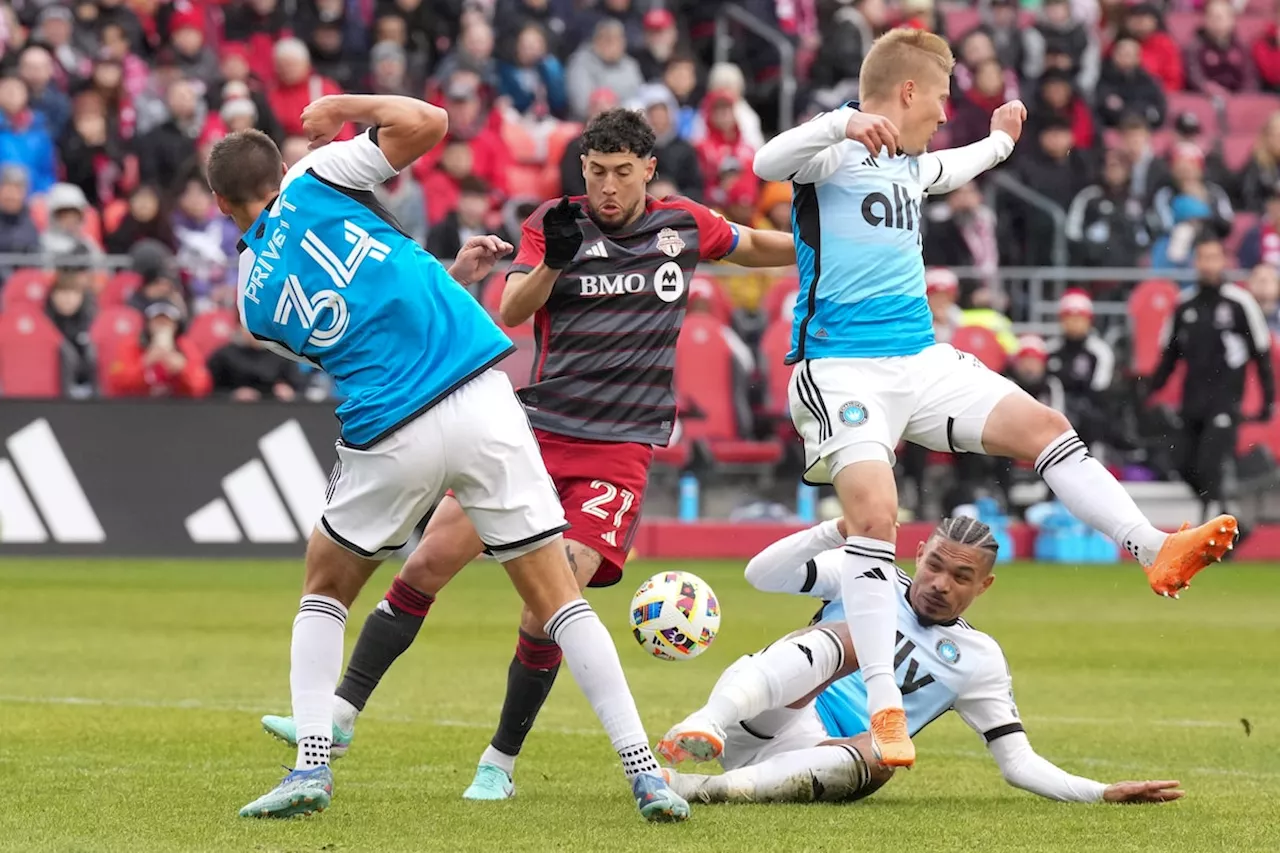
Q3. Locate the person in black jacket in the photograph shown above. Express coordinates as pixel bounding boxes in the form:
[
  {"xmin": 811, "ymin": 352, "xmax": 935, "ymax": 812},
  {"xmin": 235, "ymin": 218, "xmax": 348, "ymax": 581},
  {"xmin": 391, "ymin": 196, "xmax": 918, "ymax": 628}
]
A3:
[
  {"xmin": 1009, "ymin": 115, "xmax": 1094, "ymax": 266},
  {"xmin": 1064, "ymin": 148, "xmax": 1150, "ymax": 268},
  {"xmin": 1047, "ymin": 290, "xmax": 1115, "ymax": 447},
  {"xmin": 425, "ymin": 176, "xmax": 508, "ymax": 261},
  {"xmin": 208, "ymin": 325, "xmax": 306, "ymax": 401},
  {"xmin": 45, "ymin": 264, "xmax": 98, "ymax": 399},
  {"xmin": 1147, "ymin": 235, "xmax": 1276, "ymax": 522},
  {"xmin": 1096, "ymin": 36, "xmax": 1167, "ymax": 129},
  {"xmin": 633, "ymin": 83, "xmax": 703, "ymax": 202}
]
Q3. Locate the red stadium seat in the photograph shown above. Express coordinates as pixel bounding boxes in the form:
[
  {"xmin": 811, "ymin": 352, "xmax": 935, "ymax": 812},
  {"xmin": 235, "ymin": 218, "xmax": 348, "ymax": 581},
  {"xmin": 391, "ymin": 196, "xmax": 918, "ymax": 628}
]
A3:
[
  {"xmin": 186, "ymin": 309, "xmax": 240, "ymax": 363},
  {"xmin": 2, "ymin": 268, "xmax": 53, "ymax": 311},
  {"xmin": 545, "ymin": 122, "xmax": 584, "ymax": 169},
  {"xmin": 1128, "ymin": 278, "xmax": 1181, "ymax": 376},
  {"xmin": 501, "ymin": 119, "xmax": 543, "ymax": 165},
  {"xmin": 1223, "ymin": 133, "xmax": 1256, "ymax": 171},
  {"xmin": 101, "ymin": 199, "xmax": 129, "ymax": 235},
  {"xmin": 759, "ymin": 316, "xmax": 794, "ymax": 420},
  {"xmin": 506, "ymin": 164, "xmax": 548, "ymax": 198},
  {"xmin": 941, "ymin": 6, "xmax": 980, "ymax": 37},
  {"xmin": 951, "ymin": 325, "xmax": 1008, "ymax": 372},
  {"xmin": 760, "ymin": 275, "xmax": 799, "ymax": 325},
  {"xmin": 1165, "ymin": 11, "xmax": 1199, "ymax": 46},
  {"xmin": 675, "ymin": 314, "xmax": 783, "ymax": 465},
  {"xmin": 652, "ymin": 441, "xmax": 691, "ymax": 468},
  {"xmin": 99, "ymin": 270, "xmax": 143, "ymax": 307},
  {"xmin": 1224, "ymin": 92, "xmax": 1280, "ymax": 135},
  {"xmin": 0, "ymin": 307, "xmax": 62, "ymax": 397},
  {"xmin": 90, "ymin": 306, "xmax": 144, "ymax": 396},
  {"xmin": 1165, "ymin": 92, "xmax": 1219, "ymax": 134},
  {"xmin": 1238, "ymin": 342, "xmax": 1280, "ymax": 456}
]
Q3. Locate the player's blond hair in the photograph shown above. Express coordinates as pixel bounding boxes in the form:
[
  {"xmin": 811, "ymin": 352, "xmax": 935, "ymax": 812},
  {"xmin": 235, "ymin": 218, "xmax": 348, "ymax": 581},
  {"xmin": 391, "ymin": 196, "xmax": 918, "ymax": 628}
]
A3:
[{"xmin": 858, "ymin": 29, "xmax": 956, "ymax": 102}]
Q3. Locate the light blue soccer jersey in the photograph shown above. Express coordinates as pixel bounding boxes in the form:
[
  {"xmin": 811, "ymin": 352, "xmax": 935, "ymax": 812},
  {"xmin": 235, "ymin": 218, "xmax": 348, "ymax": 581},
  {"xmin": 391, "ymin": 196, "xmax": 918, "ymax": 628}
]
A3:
[
  {"xmin": 236, "ymin": 130, "xmax": 513, "ymax": 448},
  {"xmin": 814, "ymin": 568, "xmax": 1023, "ymax": 744},
  {"xmin": 787, "ymin": 110, "xmax": 947, "ymax": 363}
]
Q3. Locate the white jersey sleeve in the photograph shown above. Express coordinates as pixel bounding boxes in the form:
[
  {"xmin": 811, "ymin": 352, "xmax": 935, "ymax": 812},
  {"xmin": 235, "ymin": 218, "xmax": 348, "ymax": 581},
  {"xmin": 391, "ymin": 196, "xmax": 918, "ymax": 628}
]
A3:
[
  {"xmin": 753, "ymin": 107, "xmax": 854, "ymax": 185},
  {"xmin": 742, "ymin": 520, "xmax": 845, "ymax": 598},
  {"xmin": 286, "ymin": 128, "xmax": 399, "ymax": 192},
  {"xmin": 952, "ymin": 636, "xmax": 1023, "ymax": 743},
  {"xmin": 917, "ymin": 132, "xmax": 1015, "ymax": 196}
]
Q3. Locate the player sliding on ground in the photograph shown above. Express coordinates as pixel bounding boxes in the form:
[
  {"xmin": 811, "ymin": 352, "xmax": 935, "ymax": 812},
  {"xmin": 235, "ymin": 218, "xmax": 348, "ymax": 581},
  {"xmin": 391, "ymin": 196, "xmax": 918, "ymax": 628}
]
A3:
[
  {"xmin": 658, "ymin": 517, "xmax": 1186, "ymax": 807},
  {"xmin": 210, "ymin": 95, "xmax": 689, "ymax": 821},
  {"xmin": 258, "ymin": 107, "xmax": 838, "ymax": 800},
  {"xmin": 751, "ymin": 27, "xmax": 1237, "ymax": 772}
]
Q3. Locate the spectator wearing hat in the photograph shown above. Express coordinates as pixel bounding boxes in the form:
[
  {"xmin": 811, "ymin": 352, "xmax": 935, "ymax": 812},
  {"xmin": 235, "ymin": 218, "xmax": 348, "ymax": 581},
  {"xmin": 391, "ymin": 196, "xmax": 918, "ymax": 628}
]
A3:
[
  {"xmin": 127, "ymin": 239, "xmax": 186, "ymax": 313},
  {"xmin": 213, "ymin": 47, "xmax": 284, "ymax": 143},
  {"xmin": 702, "ymin": 62, "xmax": 764, "ymax": 150},
  {"xmin": 106, "ymin": 183, "xmax": 175, "ymax": 254},
  {"xmin": 208, "ymin": 324, "xmax": 307, "ymax": 402},
  {"xmin": 45, "ymin": 264, "xmax": 98, "ymax": 399},
  {"xmin": 368, "ymin": 40, "xmax": 415, "ymax": 98},
  {"xmin": 1009, "ymin": 114, "xmax": 1093, "ymax": 266},
  {"xmin": 498, "ymin": 22, "xmax": 567, "ymax": 118},
  {"xmin": 1096, "ymin": 37, "xmax": 1166, "ymax": 129},
  {"xmin": 1047, "ymin": 290, "xmax": 1115, "ymax": 445},
  {"xmin": 41, "ymin": 182, "xmax": 100, "ymax": 257},
  {"xmin": 267, "ymin": 38, "xmax": 350, "ymax": 141},
  {"xmin": 412, "ymin": 71, "xmax": 509, "ymax": 204},
  {"xmin": 633, "ymin": 83, "xmax": 703, "ymax": 201},
  {"xmin": 1119, "ymin": 3, "xmax": 1184, "ymax": 92},
  {"xmin": 1010, "ymin": 334, "xmax": 1066, "ymax": 413},
  {"xmin": 1025, "ymin": 66, "xmax": 1097, "ymax": 153},
  {"xmin": 106, "ymin": 298, "xmax": 211, "ymax": 398},
  {"xmin": 0, "ymin": 75, "xmax": 56, "ymax": 194},
  {"xmin": 167, "ymin": 5, "xmax": 220, "ymax": 90},
  {"xmin": 923, "ymin": 180, "xmax": 999, "ymax": 297},
  {"xmin": 1241, "ymin": 112, "xmax": 1280, "ymax": 213},
  {"xmin": 0, "ymin": 165, "xmax": 39, "ymax": 277},
  {"xmin": 307, "ymin": 18, "xmax": 366, "ymax": 94},
  {"xmin": 948, "ymin": 58, "xmax": 1012, "ymax": 149},
  {"xmin": 1185, "ymin": 0, "xmax": 1256, "ymax": 97},
  {"xmin": 565, "ymin": 19, "xmax": 643, "ymax": 120},
  {"xmin": 1065, "ymin": 148, "xmax": 1150, "ymax": 268},
  {"xmin": 1237, "ymin": 185, "xmax": 1280, "ymax": 270},
  {"xmin": 1022, "ymin": 0, "xmax": 1100, "ymax": 94},
  {"xmin": 133, "ymin": 78, "xmax": 204, "ymax": 192},
  {"xmin": 1246, "ymin": 263, "xmax": 1280, "ymax": 335},
  {"xmin": 1150, "ymin": 143, "xmax": 1234, "ymax": 269},
  {"xmin": 17, "ymin": 46, "xmax": 69, "ymax": 137},
  {"xmin": 1115, "ymin": 111, "xmax": 1171, "ymax": 206},
  {"xmin": 636, "ymin": 9, "xmax": 681, "ymax": 82},
  {"xmin": 1170, "ymin": 109, "xmax": 1235, "ymax": 202},
  {"xmin": 697, "ymin": 88, "xmax": 758, "ymax": 209}
]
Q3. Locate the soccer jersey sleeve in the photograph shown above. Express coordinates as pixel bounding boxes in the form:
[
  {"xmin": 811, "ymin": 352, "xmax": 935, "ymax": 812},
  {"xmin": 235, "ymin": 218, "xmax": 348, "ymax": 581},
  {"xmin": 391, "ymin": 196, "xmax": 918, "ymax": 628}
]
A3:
[
  {"xmin": 952, "ymin": 640, "xmax": 1023, "ymax": 744},
  {"xmin": 294, "ymin": 128, "xmax": 399, "ymax": 191},
  {"xmin": 918, "ymin": 132, "xmax": 1015, "ymax": 196},
  {"xmin": 662, "ymin": 197, "xmax": 738, "ymax": 260},
  {"xmin": 743, "ymin": 520, "xmax": 845, "ymax": 597},
  {"xmin": 507, "ymin": 202, "xmax": 552, "ymax": 277}
]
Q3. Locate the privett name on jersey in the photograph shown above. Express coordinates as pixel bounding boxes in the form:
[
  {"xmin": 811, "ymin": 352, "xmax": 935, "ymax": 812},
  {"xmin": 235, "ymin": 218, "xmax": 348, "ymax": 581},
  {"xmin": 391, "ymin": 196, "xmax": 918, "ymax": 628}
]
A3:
[{"xmin": 244, "ymin": 222, "xmax": 289, "ymax": 305}]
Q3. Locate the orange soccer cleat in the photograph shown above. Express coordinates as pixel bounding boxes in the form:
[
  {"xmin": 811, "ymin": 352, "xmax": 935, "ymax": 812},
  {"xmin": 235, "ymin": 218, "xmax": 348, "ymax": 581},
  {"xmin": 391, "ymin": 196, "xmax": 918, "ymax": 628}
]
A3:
[
  {"xmin": 869, "ymin": 707, "xmax": 915, "ymax": 768},
  {"xmin": 1145, "ymin": 515, "xmax": 1239, "ymax": 599}
]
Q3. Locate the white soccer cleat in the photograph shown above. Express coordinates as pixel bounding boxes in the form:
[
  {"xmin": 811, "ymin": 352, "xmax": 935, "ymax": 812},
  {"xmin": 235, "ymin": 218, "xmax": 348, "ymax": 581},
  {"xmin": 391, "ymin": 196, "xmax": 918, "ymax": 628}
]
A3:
[{"xmin": 657, "ymin": 713, "xmax": 726, "ymax": 764}]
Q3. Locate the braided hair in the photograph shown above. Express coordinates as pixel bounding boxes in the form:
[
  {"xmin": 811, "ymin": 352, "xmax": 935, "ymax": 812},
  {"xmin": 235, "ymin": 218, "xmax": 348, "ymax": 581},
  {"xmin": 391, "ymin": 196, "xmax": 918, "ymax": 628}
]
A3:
[{"xmin": 932, "ymin": 516, "xmax": 999, "ymax": 556}]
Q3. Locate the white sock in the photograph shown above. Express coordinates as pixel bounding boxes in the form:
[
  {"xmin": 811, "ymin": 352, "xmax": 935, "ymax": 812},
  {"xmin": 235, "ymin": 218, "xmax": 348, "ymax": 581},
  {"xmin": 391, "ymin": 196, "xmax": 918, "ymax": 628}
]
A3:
[
  {"xmin": 332, "ymin": 695, "xmax": 359, "ymax": 733},
  {"xmin": 544, "ymin": 599, "xmax": 659, "ymax": 779},
  {"xmin": 480, "ymin": 744, "xmax": 516, "ymax": 776},
  {"xmin": 701, "ymin": 630, "xmax": 845, "ymax": 730},
  {"xmin": 1035, "ymin": 430, "xmax": 1168, "ymax": 565},
  {"xmin": 688, "ymin": 744, "xmax": 871, "ymax": 804},
  {"xmin": 292, "ymin": 594, "xmax": 347, "ymax": 768},
  {"xmin": 841, "ymin": 537, "xmax": 902, "ymax": 716}
]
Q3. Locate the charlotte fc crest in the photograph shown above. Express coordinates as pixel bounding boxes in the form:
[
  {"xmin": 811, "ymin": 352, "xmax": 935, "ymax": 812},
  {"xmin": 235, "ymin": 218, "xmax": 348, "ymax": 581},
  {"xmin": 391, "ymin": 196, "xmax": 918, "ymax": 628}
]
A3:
[{"xmin": 657, "ymin": 227, "xmax": 686, "ymax": 258}]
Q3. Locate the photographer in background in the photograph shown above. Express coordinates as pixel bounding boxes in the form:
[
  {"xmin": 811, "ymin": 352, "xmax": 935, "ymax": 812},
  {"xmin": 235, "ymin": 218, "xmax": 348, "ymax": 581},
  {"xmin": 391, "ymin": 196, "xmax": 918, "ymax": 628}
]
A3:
[{"xmin": 105, "ymin": 299, "xmax": 211, "ymax": 398}]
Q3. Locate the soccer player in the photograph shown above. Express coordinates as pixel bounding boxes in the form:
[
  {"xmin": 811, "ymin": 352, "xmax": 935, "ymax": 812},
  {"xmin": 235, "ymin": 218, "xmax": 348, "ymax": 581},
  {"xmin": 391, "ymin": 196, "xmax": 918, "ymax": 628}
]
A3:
[
  {"xmin": 258, "ymin": 106, "xmax": 815, "ymax": 799},
  {"xmin": 748, "ymin": 27, "xmax": 1236, "ymax": 770},
  {"xmin": 658, "ymin": 517, "xmax": 1186, "ymax": 808},
  {"xmin": 210, "ymin": 94, "xmax": 689, "ymax": 821}
]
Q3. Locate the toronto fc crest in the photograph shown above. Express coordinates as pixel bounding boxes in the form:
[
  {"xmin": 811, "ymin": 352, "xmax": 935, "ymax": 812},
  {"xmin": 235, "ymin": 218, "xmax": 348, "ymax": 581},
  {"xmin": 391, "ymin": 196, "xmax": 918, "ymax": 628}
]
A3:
[{"xmin": 657, "ymin": 227, "xmax": 686, "ymax": 258}]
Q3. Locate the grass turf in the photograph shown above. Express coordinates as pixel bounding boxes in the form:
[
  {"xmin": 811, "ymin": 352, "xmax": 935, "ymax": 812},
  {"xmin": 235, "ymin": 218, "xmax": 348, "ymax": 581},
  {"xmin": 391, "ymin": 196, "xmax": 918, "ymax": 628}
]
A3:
[{"xmin": 0, "ymin": 558, "xmax": 1276, "ymax": 853}]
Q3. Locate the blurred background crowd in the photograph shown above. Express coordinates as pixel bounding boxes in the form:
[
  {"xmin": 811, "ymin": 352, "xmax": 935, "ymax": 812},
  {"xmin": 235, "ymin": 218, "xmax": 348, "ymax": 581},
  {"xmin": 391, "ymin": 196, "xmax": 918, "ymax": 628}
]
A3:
[{"xmin": 1, "ymin": 0, "xmax": 1279, "ymax": 522}]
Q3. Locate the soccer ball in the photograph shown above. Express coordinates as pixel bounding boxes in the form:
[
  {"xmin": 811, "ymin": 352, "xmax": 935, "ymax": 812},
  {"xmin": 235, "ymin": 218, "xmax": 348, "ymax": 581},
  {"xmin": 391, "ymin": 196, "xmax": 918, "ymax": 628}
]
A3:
[{"xmin": 628, "ymin": 571, "xmax": 720, "ymax": 661}]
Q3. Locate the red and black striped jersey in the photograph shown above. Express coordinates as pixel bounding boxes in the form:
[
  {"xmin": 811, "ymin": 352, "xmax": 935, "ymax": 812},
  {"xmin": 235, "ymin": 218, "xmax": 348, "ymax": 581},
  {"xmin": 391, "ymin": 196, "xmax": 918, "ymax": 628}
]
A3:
[{"xmin": 508, "ymin": 194, "xmax": 738, "ymax": 445}]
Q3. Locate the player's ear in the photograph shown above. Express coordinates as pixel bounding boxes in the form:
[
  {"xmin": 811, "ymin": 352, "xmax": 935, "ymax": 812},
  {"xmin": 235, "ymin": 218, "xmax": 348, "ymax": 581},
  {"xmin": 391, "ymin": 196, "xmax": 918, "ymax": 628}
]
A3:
[
  {"xmin": 580, "ymin": 153, "xmax": 587, "ymax": 178},
  {"xmin": 214, "ymin": 193, "xmax": 232, "ymax": 216},
  {"xmin": 915, "ymin": 540, "xmax": 926, "ymax": 561},
  {"xmin": 978, "ymin": 571, "xmax": 995, "ymax": 595},
  {"xmin": 645, "ymin": 156, "xmax": 657, "ymax": 182}
]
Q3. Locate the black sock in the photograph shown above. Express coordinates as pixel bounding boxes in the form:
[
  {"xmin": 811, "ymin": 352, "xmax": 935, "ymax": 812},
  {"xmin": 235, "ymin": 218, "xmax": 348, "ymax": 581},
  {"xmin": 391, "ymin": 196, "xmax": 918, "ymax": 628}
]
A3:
[
  {"xmin": 490, "ymin": 630, "xmax": 563, "ymax": 757},
  {"xmin": 334, "ymin": 576, "xmax": 433, "ymax": 712}
]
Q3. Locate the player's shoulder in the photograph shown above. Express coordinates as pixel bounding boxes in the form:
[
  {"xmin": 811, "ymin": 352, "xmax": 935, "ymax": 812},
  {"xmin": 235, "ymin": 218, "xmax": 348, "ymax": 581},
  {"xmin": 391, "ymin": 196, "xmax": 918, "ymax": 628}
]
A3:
[
  {"xmin": 947, "ymin": 616, "xmax": 1005, "ymax": 667},
  {"xmin": 647, "ymin": 193, "xmax": 714, "ymax": 220}
]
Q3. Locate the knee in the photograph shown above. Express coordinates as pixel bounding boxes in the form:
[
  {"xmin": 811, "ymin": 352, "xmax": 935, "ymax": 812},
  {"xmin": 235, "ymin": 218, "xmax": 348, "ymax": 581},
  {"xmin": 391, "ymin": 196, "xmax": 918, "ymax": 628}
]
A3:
[
  {"xmin": 400, "ymin": 542, "xmax": 458, "ymax": 595},
  {"xmin": 843, "ymin": 507, "xmax": 898, "ymax": 543},
  {"xmin": 519, "ymin": 605, "xmax": 549, "ymax": 638},
  {"xmin": 1033, "ymin": 406, "xmax": 1074, "ymax": 447}
]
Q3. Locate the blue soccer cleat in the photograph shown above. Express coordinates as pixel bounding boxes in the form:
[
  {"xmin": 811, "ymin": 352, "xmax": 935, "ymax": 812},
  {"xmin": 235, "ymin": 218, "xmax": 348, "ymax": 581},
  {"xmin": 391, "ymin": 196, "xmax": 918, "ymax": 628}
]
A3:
[
  {"xmin": 462, "ymin": 762, "xmax": 515, "ymax": 800},
  {"xmin": 261, "ymin": 715, "xmax": 353, "ymax": 758},
  {"xmin": 632, "ymin": 772, "xmax": 690, "ymax": 822},
  {"xmin": 238, "ymin": 765, "xmax": 333, "ymax": 819}
]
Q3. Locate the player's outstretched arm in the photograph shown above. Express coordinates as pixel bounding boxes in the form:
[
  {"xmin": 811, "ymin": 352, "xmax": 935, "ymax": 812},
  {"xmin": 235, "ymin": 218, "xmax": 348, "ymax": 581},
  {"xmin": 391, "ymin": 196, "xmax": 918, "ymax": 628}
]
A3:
[
  {"xmin": 754, "ymin": 107, "xmax": 899, "ymax": 185},
  {"xmin": 988, "ymin": 734, "xmax": 1183, "ymax": 804},
  {"xmin": 300, "ymin": 94, "xmax": 448, "ymax": 171},
  {"xmin": 724, "ymin": 225, "xmax": 796, "ymax": 268},
  {"xmin": 743, "ymin": 519, "xmax": 846, "ymax": 597},
  {"xmin": 918, "ymin": 100, "xmax": 1024, "ymax": 196}
]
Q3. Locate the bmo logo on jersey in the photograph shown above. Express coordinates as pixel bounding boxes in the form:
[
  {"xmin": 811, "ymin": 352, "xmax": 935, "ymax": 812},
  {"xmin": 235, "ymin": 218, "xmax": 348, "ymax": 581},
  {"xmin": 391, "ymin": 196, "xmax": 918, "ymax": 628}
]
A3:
[
  {"xmin": 861, "ymin": 183, "xmax": 922, "ymax": 231},
  {"xmin": 579, "ymin": 273, "xmax": 646, "ymax": 297}
]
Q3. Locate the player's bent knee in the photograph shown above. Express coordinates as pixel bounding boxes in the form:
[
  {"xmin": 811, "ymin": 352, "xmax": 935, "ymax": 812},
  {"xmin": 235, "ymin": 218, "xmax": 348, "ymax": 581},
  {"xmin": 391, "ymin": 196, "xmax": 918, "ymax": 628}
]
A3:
[{"xmin": 303, "ymin": 531, "xmax": 380, "ymax": 606}]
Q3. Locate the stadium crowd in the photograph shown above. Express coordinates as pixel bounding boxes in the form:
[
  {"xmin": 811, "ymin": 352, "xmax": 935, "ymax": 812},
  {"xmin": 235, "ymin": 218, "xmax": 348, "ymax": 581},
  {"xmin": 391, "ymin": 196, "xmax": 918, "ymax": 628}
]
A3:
[{"xmin": 0, "ymin": 0, "xmax": 1278, "ymax": 507}]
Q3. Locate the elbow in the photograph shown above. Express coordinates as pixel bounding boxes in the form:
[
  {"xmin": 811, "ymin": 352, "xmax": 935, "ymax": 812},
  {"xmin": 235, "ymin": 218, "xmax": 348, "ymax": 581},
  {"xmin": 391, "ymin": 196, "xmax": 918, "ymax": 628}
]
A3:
[
  {"xmin": 743, "ymin": 560, "xmax": 766, "ymax": 590},
  {"xmin": 498, "ymin": 299, "xmax": 531, "ymax": 329},
  {"xmin": 753, "ymin": 155, "xmax": 787, "ymax": 182},
  {"xmin": 419, "ymin": 103, "xmax": 449, "ymax": 148}
]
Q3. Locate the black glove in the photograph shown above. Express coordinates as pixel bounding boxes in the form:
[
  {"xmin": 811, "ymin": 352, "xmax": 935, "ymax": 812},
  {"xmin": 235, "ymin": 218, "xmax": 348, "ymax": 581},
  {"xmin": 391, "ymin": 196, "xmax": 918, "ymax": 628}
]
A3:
[{"xmin": 541, "ymin": 195, "xmax": 584, "ymax": 270}]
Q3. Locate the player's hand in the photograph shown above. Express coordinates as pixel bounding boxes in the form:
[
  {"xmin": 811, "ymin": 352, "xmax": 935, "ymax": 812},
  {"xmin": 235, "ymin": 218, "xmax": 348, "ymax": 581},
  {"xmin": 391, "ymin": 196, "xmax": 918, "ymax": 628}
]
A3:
[
  {"xmin": 541, "ymin": 195, "xmax": 584, "ymax": 269},
  {"xmin": 990, "ymin": 100, "xmax": 1026, "ymax": 144},
  {"xmin": 449, "ymin": 234, "xmax": 514, "ymax": 285},
  {"xmin": 1102, "ymin": 780, "xmax": 1185, "ymax": 804},
  {"xmin": 845, "ymin": 112, "xmax": 900, "ymax": 156},
  {"xmin": 300, "ymin": 96, "xmax": 347, "ymax": 150}
]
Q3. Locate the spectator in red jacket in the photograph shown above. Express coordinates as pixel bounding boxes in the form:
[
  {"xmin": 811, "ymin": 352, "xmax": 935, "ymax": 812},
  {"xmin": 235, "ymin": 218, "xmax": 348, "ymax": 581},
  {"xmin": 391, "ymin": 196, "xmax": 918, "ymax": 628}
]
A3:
[
  {"xmin": 696, "ymin": 89, "xmax": 757, "ymax": 208},
  {"xmin": 106, "ymin": 299, "xmax": 212, "ymax": 398},
  {"xmin": 1026, "ymin": 67, "xmax": 1097, "ymax": 152},
  {"xmin": 948, "ymin": 58, "xmax": 1009, "ymax": 148},
  {"xmin": 1119, "ymin": 3, "xmax": 1183, "ymax": 92},
  {"xmin": 411, "ymin": 71, "xmax": 509, "ymax": 213},
  {"xmin": 1254, "ymin": 7, "xmax": 1280, "ymax": 93},
  {"xmin": 266, "ymin": 37, "xmax": 350, "ymax": 140},
  {"xmin": 1185, "ymin": 0, "xmax": 1256, "ymax": 96}
]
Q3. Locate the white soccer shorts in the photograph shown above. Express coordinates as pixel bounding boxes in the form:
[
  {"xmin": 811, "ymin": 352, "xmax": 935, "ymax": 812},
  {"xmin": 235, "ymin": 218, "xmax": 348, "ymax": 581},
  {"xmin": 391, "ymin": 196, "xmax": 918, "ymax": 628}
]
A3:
[
  {"xmin": 319, "ymin": 369, "xmax": 567, "ymax": 561},
  {"xmin": 789, "ymin": 343, "xmax": 1021, "ymax": 483}
]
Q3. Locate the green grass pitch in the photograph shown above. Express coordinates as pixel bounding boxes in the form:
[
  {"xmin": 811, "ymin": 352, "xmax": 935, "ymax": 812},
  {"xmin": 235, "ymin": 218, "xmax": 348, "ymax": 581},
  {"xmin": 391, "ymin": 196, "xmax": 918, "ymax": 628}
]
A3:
[{"xmin": 1, "ymin": 557, "xmax": 1277, "ymax": 853}]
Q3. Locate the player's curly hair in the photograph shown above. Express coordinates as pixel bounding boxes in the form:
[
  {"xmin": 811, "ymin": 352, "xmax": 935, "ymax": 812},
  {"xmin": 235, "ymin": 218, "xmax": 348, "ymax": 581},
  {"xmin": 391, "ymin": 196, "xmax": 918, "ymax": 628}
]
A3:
[
  {"xmin": 579, "ymin": 108, "xmax": 657, "ymax": 159},
  {"xmin": 934, "ymin": 516, "xmax": 999, "ymax": 555}
]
